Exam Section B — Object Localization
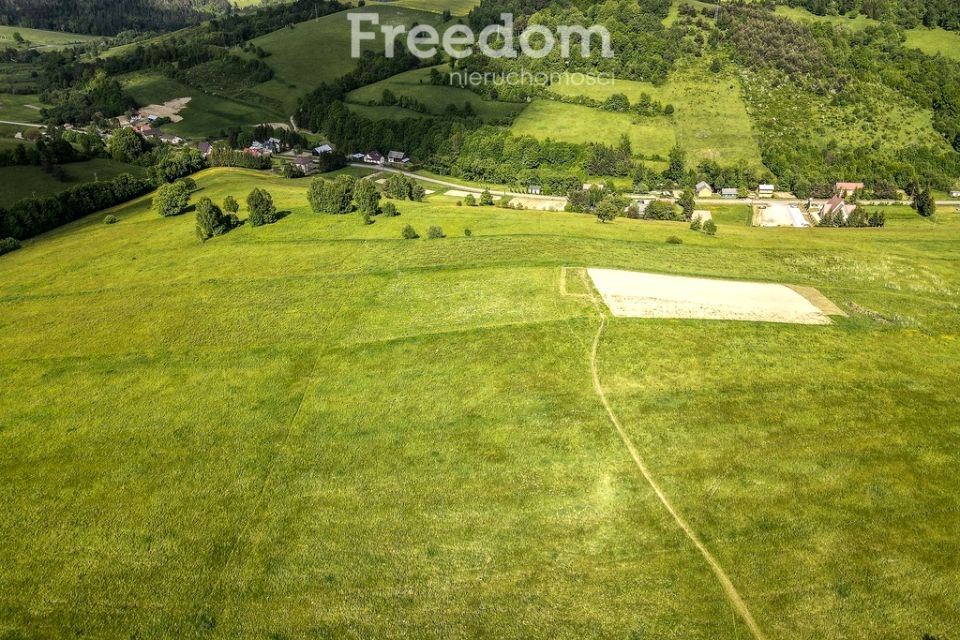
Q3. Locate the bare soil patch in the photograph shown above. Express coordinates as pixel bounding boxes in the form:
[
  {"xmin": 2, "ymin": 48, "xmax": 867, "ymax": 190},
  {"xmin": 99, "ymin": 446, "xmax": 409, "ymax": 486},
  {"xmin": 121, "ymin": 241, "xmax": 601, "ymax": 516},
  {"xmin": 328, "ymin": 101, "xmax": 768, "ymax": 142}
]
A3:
[{"xmin": 587, "ymin": 269, "xmax": 832, "ymax": 324}]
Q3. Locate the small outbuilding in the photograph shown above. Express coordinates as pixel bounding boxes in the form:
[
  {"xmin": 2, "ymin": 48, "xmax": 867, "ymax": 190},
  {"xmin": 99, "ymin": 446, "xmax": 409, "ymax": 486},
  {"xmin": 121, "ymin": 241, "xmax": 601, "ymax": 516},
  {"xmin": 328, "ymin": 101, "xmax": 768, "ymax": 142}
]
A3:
[
  {"xmin": 758, "ymin": 184, "xmax": 775, "ymax": 198},
  {"xmin": 721, "ymin": 188, "xmax": 738, "ymax": 199},
  {"xmin": 314, "ymin": 144, "xmax": 333, "ymax": 155},
  {"xmin": 836, "ymin": 181, "xmax": 864, "ymax": 196},
  {"xmin": 695, "ymin": 181, "xmax": 713, "ymax": 197},
  {"xmin": 387, "ymin": 150, "xmax": 409, "ymax": 164}
]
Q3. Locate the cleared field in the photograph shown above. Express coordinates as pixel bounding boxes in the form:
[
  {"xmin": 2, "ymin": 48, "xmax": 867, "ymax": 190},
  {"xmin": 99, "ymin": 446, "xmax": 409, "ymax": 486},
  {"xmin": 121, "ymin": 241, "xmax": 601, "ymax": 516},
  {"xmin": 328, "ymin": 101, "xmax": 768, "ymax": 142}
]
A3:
[
  {"xmin": 0, "ymin": 159, "xmax": 147, "ymax": 203},
  {"xmin": 773, "ymin": 5, "xmax": 875, "ymax": 30},
  {"xmin": 367, "ymin": 0, "xmax": 480, "ymax": 16},
  {"xmin": 903, "ymin": 27, "xmax": 960, "ymax": 61},
  {"xmin": 0, "ymin": 168, "xmax": 958, "ymax": 638},
  {"xmin": 512, "ymin": 100, "xmax": 677, "ymax": 160},
  {"xmin": 346, "ymin": 65, "xmax": 526, "ymax": 122},
  {"xmin": 0, "ymin": 25, "xmax": 100, "ymax": 50},
  {"xmin": 123, "ymin": 74, "xmax": 282, "ymax": 138},
  {"xmin": 246, "ymin": 6, "xmax": 446, "ymax": 113},
  {"xmin": 0, "ymin": 93, "xmax": 47, "ymax": 123},
  {"xmin": 588, "ymin": 268, "xmax": 830, "ymax": 324},
  {"xmin": 547, "ymin": 62, "xmax": 763, "ymax": 167}
]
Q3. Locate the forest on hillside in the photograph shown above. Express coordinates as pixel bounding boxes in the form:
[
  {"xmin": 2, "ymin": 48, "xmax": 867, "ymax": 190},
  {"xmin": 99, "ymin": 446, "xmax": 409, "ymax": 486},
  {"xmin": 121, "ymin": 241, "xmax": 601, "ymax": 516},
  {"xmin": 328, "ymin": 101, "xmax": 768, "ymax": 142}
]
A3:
[{"xmin": 0, "ymin": 0, "xmax": 230, "ymax": 35}]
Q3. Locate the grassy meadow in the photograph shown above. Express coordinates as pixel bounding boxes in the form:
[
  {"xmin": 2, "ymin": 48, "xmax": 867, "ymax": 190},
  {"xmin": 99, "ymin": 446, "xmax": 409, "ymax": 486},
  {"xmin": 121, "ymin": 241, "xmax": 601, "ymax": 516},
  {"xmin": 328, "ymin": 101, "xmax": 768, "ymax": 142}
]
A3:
[
  {"xmin": 0, "ymin": 159, "xmax": 147, "ymax": 203},
  {"xmin": 547, "ymin": 61, "xmax": 764, "ymax": 167},
  {"xmin": 0, "ymin": 93, "xmax": 47, "ymax": 124},
  {"xmin": 0, "ymin": 167, "xmax": 958, "ymax": 638},
  {"xmin": 0, "ymin": 25, "xmax": 100, "ymax": 50},
  {"xmin": 122, "ymin": 74, "xmax": 283, "ymax": 138},
  {"xmin": 346, "ymin": 65, "xmax": 526, "ymax": 122},
  {"xmin": 245, "ymin": 6, "xmax": 448, "ymax": 113},
  {"xmin": 512, "ymin": 100, "xmax": 677, "ymax": 161},
  {"xmin": 366, "ymin": 0, "xmax": 480, "ymax": 16}
]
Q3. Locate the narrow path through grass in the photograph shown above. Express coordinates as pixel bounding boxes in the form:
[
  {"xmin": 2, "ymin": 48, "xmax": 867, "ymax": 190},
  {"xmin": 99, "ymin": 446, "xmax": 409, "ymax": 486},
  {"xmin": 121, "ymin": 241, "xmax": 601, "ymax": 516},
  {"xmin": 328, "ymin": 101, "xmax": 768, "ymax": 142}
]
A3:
[{"xmin": 570, "ymin": 266, "xmax": 768, "ymax": 640}]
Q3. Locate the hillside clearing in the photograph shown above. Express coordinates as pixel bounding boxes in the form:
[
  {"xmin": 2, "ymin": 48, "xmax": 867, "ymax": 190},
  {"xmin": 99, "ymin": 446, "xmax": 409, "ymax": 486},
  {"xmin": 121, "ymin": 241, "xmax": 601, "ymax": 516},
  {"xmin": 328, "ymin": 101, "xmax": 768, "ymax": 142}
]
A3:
[{"xmin": 0, "ymin": 168, "xmax": 957, "ymax": 638}]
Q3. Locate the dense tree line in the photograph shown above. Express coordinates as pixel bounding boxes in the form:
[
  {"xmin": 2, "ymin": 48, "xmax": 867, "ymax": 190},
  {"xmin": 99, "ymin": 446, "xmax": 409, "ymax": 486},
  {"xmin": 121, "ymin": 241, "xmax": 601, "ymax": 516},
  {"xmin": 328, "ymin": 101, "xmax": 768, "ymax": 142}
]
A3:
[
  {"xmin": 777, "ymin": 0, "xmax": 960, "ymax": 30},
  {"xmin": 0, "ymin": 173, "xmax": 151, "ymax": 240},
  {"xmin": 0, "ymin": 0, "xmax": 229, "ymax": 36}
]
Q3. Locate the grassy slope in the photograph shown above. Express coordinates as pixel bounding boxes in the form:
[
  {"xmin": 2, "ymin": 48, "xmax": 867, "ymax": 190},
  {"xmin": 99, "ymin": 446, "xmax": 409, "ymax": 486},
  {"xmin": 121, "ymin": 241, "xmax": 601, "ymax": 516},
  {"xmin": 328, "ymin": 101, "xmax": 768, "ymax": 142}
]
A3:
[
  {"xmin": 246, "ymin": 6, "xmax": 446, "ymax": 114},
  {"xmin": 122, "ymin": 74, "xmax": 282, "ymax": 138},
  {"xmin": 346, "ymin": 65, "xmax": 526, "ymax": 122},
  {"xmin": 366, "ymin": 0, "xmax": 480, "ymax": 16},
  {"xmin": 772, "ymin": 4, "xmax": 960, "ymax": 60},
  {"xmin": 0, "ymin": 167, "xmax": 958, "ymax": 638},
  {"xmin": 0, "ymin": 93, "xmax": 48, "ymax": 124},
  {"xmin": 0, "ymin": 159, "xmax": 147, "ymax": 202},
  {"xmin": 0, "ymin": 25, "xmax": 100, "ymax": 50},
  {"xmin": 512, "ymin": 100, "xmax": 678, "ymax": 161},
  {"xmin": 547, "ymin": 60, "xmax": 764, "ymax": 167}
]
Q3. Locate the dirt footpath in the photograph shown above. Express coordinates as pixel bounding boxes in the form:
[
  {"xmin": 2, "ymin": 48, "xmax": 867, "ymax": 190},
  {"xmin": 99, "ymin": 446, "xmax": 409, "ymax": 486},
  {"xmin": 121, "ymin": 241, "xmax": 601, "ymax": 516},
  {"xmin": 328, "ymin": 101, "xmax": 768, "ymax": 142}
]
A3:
[{"xmin": 587, "ymin": 269, "xmax": 832, "ymax": 324}]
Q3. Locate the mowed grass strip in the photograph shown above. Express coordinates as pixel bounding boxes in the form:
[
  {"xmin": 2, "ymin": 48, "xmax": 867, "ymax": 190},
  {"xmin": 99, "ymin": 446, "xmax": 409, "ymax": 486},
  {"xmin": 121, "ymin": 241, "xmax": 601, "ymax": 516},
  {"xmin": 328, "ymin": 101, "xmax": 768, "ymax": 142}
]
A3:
[
  {"xmin": 0, "ymin": 158, "xmax": 147, "ymax": 203},
  {"xmin": 0, "ymin": 168, "xmax": 958, "ymax": 637}
]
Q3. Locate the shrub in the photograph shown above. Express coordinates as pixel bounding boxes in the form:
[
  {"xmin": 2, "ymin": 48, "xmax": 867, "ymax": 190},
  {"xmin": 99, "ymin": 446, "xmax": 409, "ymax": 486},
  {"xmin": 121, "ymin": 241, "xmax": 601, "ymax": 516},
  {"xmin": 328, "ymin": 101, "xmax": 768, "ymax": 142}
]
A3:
[
  {"xmin": 362, "ymin": 211, "xmax": 373, "ymax": 225},
  {"xmin": 596, "ymin": 196, "xmax": 621, "ymax": 223},
  {"xmin": 154, "ymin": 180, "xmax": 191, "ymax": 217},
  {"xmin": 703, "ymin": 219, "xmax": 717, "ymax": 235},
  {"xmin": 402, "ymin": 224, "xmax": 419, "ymax": 239},
  {"xmin": 103, "ymin": 214, "xmax": 118, "ymax": 225},
  {"xmin": 645, "ymin": 199, "xmax": 682, "ymax": 221},
  {"xmin": 381, "ymin": 202, "xmax": 399, "ymax": 217},
  {"xmin": 308, "ymin": 175, "xmax": 355, "ymax": 214},
  {"xmin": 689, "ymin": 218, "xmax": 702, "ymax": 231},
  {"xmin": 247, "ymin": 188, "xmax": 277, "ymax": 226},
  {"xmin": 427, "ymin": 225, "xmax": 444, "ymax": 239},
  {"xmin": 464, "ymin": 228, "xmax": 472, "ymax": 237},
  {"xmin": 625, "ymin": 203, "xmax": 642, "ymax": 219},
  {"xmin": 479, "ymin": 189, "xmax": 494, "ymax": 206},
  {"xmin": 195, "ymin": 197, "xmax": 238, "ymax": 241},
  {"xmin": 0, "ymin": 237, "xmax": 22, "ymax": 256},
  {"xmin": 666, "ymin": 235, "xmax": 683, "ymax": 244},
  {"xmin": 456, "ymin": 200, "xmax": 462, "ymax": 206},
  {"xmin": 354, "ymin": 178, "xmax": 381, "ymax": 215},
  {"xmin": 223, "ymin": 195, "xmax": 239, "ymax": 213},
  {"xmin": 463, "ymin": 193, "xmax": 477, "ymax": 206}
]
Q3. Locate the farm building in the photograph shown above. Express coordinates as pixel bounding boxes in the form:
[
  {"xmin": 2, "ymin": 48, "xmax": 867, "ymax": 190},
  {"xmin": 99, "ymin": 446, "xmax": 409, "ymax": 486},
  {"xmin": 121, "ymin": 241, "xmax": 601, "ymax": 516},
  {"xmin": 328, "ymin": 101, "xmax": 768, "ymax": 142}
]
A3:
[
  {"xmin": 197, "ymin": 141, "xmax": 212, "ymax": 157},
  {"xmin": 387, "ymin": 150, "xmax": 409, "ymax": 164},
  {"xmin": 364, "ymin": 151, "xmax": 384, "ymax": 164},
  {"xmin": 758, "ymin": 184, "xmax": 775, "ymax": 198},
  {"xmin": 291, "ymin": 155, "xmax": 316, "ymax": 175},
  {"xmin": 819, "ymin": 195, "xmax": 856, "ymax": 221},
  {"xmin": 721, "ymin": 188, "xmax": 738, "ymax": 199},
  {"xmin": 696, "ymin": 181, "xmax": 713, "ymax": 197},
  {"xmin": 951, "ymin": 190, "xmax": 960, "ymax": 198},
  {"xmin": 528, "ymin": 183, "xmax": 542, "ymax": 195},
  {"xmin": 836, "ymin": 181, "xmax": 864, "ymax": 196},
  {"xmin": 314, "ymin": 144, "xmax": 333, "ymax": 155}
]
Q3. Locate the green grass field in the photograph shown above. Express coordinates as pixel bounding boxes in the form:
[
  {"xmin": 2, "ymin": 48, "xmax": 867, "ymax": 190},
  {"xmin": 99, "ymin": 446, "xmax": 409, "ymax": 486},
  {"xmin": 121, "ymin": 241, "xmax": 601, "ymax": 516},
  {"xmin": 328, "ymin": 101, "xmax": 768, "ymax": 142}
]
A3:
[
  {"xmin": 546, "ymin": 61, "xmax": 764, "ymax": 167},
  {"xmin": 122, "ymin": 74, "xmax": 283, "ymax": 139},
  {"xmin": 903, "ymin": 27, "xmax": 960, "ymax": 61},
  {"xmin": 0, "ymin": 25, "xmax": 100, "ymax": 50},
  {"xmin": 512, "ymin": 100, "xmax": 678, "ymax": 161},
  {"xmin": 0, "ymin": 93, "xmax": 47, "ymax": 124},
  {"xmin": 346, "ymin": 65, "xmax": 526, "ymax": 122},
  {"xmin": 366, "ymin": 0, "xmax": 480, "ymax": 16},
  {"xmin": 0, "ymin": 159, "xmax": 147, "ymax": 203},
  {"xmin": 0, "ymin": 167, "xmax": 957, "ymax": 638},
  {"xmin": 245, "ymin": 6, "xmax": 447, "ymax": 113}
]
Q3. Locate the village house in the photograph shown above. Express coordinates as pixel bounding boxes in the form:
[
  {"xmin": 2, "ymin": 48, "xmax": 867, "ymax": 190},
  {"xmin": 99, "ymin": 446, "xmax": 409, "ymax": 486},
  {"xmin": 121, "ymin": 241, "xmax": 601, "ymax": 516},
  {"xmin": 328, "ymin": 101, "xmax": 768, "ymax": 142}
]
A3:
[
  {"xmin": 313, "ymin": 144, "xmax": 333, "ymax": 155},
  {"xmin": 197, "ymin": 141, "xmax": 212, "ymax": 158},
  {"xmin": 528, "ymin": 183, "xmax": 542, "ymax": 195},
  {"xmin": 721, "ymin": 188, "xmax": 738, "ymax": 199},
  {"xmin": 364, "ymin": 151, "xmax": 384, "ymax": 164},
  {"xmin": 836, "ymin": 182, "xmax": 865, "ymax": 196},
  {"xmin": 819, "ymin": 195, "xmax": 857, "ymax": 221},
  {"xmin": 291, "ymin": 155, "xmax": 316, "ymax": 175},
  {"xmin": 758, "ymin": 184, "xmax": 775, "ymax": 198},
  {"xmin": 950, "ymin": 189, "xmax": 960, "ymax": 198},
  {"xmin": 349, "ymin": 152, "xmax": 365, "ymax": 161},
  {"xmin": 387, "ymin": 150, "xmax": 409, "ymax": 164},
  {"xmin": 695, "ymin": 181, "xmax": 713, "ymax": 198}
]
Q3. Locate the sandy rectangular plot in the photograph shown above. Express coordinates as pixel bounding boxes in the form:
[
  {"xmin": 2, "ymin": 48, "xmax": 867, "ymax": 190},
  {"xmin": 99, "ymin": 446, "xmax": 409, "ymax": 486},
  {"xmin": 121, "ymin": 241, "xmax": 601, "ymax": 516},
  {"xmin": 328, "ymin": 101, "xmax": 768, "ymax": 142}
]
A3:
[{"xmin": 587, "ymin": 269, "xmax": 831, "ymax": 324}]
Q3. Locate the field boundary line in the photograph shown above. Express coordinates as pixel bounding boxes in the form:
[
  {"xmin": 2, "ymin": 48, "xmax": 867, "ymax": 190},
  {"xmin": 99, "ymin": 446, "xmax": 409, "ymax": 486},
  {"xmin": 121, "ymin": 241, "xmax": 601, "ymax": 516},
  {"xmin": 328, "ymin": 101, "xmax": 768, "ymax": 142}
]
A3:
[{"xmin": 579, "ymin": 268, "xmax": 768, "ymax": 640}]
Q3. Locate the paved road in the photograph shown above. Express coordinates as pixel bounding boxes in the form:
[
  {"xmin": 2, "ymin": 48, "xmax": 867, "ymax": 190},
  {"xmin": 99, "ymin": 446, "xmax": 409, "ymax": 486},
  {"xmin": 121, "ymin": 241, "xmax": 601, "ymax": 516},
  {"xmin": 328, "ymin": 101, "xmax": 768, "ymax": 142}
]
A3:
[{"xmin": 351, "ymin": 166, "xmax": 960, "ymax": 207}]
